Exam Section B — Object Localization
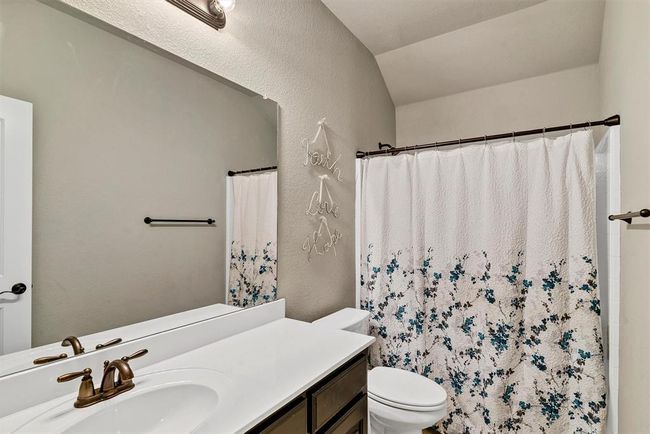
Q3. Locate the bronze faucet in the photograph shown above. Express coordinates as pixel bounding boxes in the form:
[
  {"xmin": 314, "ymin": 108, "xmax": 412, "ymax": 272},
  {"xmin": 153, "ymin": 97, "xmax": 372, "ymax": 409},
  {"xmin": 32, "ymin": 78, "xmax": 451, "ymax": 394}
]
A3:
[
  {"xmin": 57, "ymin": 349, "xmax": 148, "ymax": 408},
  {"xmin": 34, "ymin": 336, "xmax": 123, "ymax": 365},
  {"xmin": 61, "ymin": 336, "xmax": 85, "ymax": 355},
  {"xmin": 32, "ymin": 336, "xmax": 85, "ymax": 365},
  {"xmin": 100, "ymin": 349, "xmax": 148, "ymax": 398}
]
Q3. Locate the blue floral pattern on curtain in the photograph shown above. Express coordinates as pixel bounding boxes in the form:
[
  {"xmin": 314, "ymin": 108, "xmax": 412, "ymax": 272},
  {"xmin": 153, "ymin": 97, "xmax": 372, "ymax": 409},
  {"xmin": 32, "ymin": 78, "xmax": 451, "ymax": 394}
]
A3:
[
  {"xmin": 361, "ymin": 247, "xmax": 606, "ymax": 433},
  {"xmin": 229, "ymin": 241, "xmax": 277, "ymax": 307}
]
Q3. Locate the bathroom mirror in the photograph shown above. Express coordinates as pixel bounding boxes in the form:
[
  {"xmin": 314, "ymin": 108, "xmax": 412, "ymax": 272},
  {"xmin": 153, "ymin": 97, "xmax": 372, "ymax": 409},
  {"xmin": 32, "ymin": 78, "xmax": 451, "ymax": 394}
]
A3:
[{"xmin": 0, "ymin": 0, "xmax": 278, "ymax": 376}]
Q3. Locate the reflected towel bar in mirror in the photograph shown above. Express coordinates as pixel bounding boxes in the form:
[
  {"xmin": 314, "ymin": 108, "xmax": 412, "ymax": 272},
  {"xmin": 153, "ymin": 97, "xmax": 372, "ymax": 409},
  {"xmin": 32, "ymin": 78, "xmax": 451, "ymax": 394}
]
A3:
[
  {"xmin": 608, "ymin": 208, "xmax": 650, "ymax": 224},
  {"xmin": 144, "ymin": 217, "xmax": 215, "ymax": 225},
  {"xmin": 228, "ymin": 165, "xmax": 277, "ymax": 176}
]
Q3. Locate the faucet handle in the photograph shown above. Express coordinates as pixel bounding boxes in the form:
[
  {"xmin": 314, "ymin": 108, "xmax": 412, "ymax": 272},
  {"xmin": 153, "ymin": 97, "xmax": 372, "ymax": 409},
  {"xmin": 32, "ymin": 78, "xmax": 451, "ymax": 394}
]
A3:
[
  {"xmin": 57, "ymin": 367, "xmax": 92, "ymax": 383},
  {"xmin": 33, "ymin": 353, "xmax": 68, "ymax": 365},
  {"xmin": 57, "ymin": 368, "xmax": 101, "ymax": 408},
  {"xmin": 121, "ymin": 349, "xmax": 148, "ymax": 362},
  {"xmin": 95, "ymin": 338, "xmax": 123, "ymax": 350}
]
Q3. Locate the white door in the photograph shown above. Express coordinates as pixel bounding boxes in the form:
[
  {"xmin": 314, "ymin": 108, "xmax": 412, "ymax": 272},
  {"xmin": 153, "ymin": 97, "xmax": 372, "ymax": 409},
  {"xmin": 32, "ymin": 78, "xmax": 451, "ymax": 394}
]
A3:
[{"xmin": 0, "ymin": 95, "xmax": 32, "ymax": 355}]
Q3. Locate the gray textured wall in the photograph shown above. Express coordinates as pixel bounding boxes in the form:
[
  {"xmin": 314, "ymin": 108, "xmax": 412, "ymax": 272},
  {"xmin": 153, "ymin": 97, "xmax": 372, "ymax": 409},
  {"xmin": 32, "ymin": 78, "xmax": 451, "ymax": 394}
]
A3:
[
  {"xmin": 599, "ymin": 0, "xmax": 650, "ymax": 430},
  {"xmin": 396, "ymin": 65, "xmax": 600, "ymax": 146},
  {"xmin": 41, "ymin": 0, "xmax": 396, "ymax": 323},
  {"xmin": 0, "ymin": 0, "xmax": 278, "ymax": 345},
  {"xmin": 4, "ymin": 0, "xmax": 396, "ymax": 336}
]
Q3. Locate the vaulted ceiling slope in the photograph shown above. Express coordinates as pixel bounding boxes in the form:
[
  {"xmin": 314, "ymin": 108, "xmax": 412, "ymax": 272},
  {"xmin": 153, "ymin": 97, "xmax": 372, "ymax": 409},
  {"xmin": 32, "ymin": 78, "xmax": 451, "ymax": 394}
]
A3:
[
  {"xmin": 322, "ymin": 0, "xmax": 605, "ymax": 106},
  {"xmin": 321, "ymin": 0, "xmax": 545, "ymax": 55}
]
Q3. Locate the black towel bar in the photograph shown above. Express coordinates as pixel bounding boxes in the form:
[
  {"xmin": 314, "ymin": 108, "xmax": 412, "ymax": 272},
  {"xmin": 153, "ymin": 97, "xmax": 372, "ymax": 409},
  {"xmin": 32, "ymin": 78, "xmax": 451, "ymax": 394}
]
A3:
[
  {"xmin": 608, "ymin": 209, "xmax": 650, "ymax": 224},
  {"xmin": 144, "ymin": 217, "xmax": 215, "ymax": 225}
]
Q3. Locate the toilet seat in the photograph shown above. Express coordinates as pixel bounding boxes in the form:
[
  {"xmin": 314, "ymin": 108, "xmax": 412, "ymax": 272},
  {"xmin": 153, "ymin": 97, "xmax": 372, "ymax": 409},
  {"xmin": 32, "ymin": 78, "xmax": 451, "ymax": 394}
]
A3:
[
  {"xmin": 368, "ymin": 367, "xmax": 447, "ymax": 412},
  {"xmin": 369, "ymin": 391, "xmax": 446, "ymax": 412}
]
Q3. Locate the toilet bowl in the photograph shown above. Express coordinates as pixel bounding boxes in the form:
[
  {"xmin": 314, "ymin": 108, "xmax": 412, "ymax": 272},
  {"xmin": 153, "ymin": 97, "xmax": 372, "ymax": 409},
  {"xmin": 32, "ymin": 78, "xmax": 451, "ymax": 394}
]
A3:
[
  {"xmin": 367, "ymin": 366, "xmax": 447, "ymax": 434},
  {"xmin": 368, "ymin": 398, "xmax": 446, "ymax": 434},
  {"xmin": 312, "ymin": 308, "xmax": 448, "ymax": 434}
]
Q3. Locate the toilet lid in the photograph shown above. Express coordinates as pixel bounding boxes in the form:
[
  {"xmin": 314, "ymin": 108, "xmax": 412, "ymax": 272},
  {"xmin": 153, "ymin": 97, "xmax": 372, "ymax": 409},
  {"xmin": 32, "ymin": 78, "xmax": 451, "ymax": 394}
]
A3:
[{"xmin": 368, "ymin": 367, "xmax": 447, "ymax": 411}]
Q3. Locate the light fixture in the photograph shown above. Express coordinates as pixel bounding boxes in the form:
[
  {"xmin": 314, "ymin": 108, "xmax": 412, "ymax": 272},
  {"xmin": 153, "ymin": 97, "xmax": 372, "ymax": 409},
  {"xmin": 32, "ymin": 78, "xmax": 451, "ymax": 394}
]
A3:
[
  {"xmin": 213, "ymin": 0, "xmax": 235, "ymax": 13},
  {"xmin": 167, "ymin": 0, "xmax": 235, "ymax": 30}
]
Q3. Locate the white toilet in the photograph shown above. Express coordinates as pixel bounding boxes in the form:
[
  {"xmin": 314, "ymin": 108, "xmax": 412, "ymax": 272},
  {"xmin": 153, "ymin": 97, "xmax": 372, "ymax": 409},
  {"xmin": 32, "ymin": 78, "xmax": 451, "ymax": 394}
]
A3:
[{"xmin": 313, "ymin": 308, "xmax": 448, "ymax": 434}]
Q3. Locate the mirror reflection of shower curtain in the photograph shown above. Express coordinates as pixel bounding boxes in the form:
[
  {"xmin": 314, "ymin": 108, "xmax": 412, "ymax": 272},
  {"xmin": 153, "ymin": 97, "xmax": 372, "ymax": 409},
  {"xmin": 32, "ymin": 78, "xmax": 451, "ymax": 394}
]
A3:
[
  {"xmin": 227, "ymin": 171, "xmax": 277, "ymax": 307},
  {"xmin": 359, "ymin": 131, "xmax": 607, "ymax": 433}
]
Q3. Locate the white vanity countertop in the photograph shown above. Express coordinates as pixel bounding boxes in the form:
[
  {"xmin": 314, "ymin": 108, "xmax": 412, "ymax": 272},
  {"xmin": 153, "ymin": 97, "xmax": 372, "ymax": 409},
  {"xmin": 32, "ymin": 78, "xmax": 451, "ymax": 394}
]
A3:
[
  {"xmin": 0, "ymin": 318, "xmax": 375, "ymax": 433},
  {"xmin": 141, "ymin": 318, "xmax": 375, "ymax": 432}
]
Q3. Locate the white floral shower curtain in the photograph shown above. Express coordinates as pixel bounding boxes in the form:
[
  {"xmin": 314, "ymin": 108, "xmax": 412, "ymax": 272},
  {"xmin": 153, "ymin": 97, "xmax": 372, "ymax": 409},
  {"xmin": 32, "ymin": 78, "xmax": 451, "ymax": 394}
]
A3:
[
  {"xmin": 228, "ymin": 171, "xmax": 277, "ymax": 307},
  {"xmin": 359, "ymin": 131, "xmax": 607, "ymax": 433}
]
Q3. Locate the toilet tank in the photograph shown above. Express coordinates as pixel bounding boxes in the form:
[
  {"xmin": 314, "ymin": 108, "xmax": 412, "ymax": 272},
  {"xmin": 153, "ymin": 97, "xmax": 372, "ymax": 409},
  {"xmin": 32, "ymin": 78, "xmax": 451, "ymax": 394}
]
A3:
[{"xmin": 312, "ymin": 308, "xmax": 370, "ymax": 335}]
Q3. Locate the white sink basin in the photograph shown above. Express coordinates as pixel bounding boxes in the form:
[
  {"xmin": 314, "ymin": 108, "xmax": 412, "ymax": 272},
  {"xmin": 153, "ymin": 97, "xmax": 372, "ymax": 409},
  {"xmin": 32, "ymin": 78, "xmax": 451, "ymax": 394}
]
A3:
[{"xmin": 16, "ymin": 369, "xmax": 232, "ymax": 433}]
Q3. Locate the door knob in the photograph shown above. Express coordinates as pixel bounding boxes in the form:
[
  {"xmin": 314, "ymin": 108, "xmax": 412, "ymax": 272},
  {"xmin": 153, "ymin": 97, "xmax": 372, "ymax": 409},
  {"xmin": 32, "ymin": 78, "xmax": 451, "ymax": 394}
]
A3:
[
  {"xmin": 11, "ymin": 283, "xmax": 27, "ymax": 294},
  {"xmin": 0, "ymin": 282, "xmax": 27, "ymax": 296}
]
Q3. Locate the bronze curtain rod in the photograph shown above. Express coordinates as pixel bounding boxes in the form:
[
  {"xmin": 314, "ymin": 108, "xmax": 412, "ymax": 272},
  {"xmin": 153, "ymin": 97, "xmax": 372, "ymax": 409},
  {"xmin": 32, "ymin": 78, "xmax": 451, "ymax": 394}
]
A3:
[
  {"xmin": 356, "ymin": 114, "xmax": 621, "ymax": 158},
  {"xmin": 228, "ymin": 165, "xmax": 278, "ymax": 176}
]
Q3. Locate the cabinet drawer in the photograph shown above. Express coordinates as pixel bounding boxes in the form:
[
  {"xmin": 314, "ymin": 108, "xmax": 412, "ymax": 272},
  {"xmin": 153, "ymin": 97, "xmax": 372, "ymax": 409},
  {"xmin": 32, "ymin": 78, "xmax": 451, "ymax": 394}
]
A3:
[
  {"xmin": 250, "ymin": 397, "xmax": 307, "ymax": 434},
  {"xmin": 325, "ymin": 394, "xmax": 367, "ymax": 434},
  {"xmin": 311, "ymin": 356, "xmax": 367, "ymax": 432}
]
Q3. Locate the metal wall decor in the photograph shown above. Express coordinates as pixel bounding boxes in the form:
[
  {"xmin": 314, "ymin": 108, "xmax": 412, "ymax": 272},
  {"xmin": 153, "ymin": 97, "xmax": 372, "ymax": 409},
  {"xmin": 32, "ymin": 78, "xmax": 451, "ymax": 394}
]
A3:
[
  {"xmin": 304, "ymin": 118, "xmax": 343, "ymax": 182},
  {"xmin": 166, "ymin": 0, "xmax": 227, "ymax": 30},
  {"xmin": 301, "ymin": 119, "xmax": 343, "ymax": 261},
  {"xmin": 306, "ymin": 174, "xmax": 340, "ymax": 218},
  {"xmin": 302, "ymin": 216, "xmax": 343, "ymax": 260}
]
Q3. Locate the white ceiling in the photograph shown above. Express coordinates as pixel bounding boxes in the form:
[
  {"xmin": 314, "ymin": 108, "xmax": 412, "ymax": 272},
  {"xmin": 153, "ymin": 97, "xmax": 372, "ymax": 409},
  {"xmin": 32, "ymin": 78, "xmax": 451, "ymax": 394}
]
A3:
[
  {"xmin": 321, "ymin": 0, "xmax": 545, "ymax": 55},
  {"xmin": 322, "ymin": 0, "xmax": 605, "ymax": 106}
]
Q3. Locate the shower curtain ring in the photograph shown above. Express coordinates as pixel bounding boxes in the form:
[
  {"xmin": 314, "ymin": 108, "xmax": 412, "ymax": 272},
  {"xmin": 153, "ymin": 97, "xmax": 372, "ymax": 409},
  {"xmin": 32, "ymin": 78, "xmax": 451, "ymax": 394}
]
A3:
[{"xmin": 511, "ymin": 132, "xmax": 515, "ymax": 143}]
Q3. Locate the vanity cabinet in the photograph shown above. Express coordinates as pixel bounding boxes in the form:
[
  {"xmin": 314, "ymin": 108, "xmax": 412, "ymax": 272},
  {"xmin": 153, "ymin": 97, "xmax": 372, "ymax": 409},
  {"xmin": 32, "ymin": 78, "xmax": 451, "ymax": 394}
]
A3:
[
  {"xmin": 257, "ymin": 398, "xmax": 308, "ymax": 434},
  {"xmin": 248, "ymin": 351, "xmax": 368, "ymax": 434},
  {"xmin": 322, "ymin": 396, "xmax": 367, "ymax": 434}
]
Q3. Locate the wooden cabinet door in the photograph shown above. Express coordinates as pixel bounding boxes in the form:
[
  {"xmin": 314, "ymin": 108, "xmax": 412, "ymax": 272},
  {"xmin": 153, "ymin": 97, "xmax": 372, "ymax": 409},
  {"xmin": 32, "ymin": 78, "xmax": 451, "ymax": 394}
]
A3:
[
  {"xmin": 254, "ymin": 398, "xmax": 307, "ymax": 434},
  {"xmin": 325, "ymin": 395, "xmax": 367, "ymax": 434},
  {"xmin": 311, "ymin": 356, "xmax": 367, "ymax": 431}
]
